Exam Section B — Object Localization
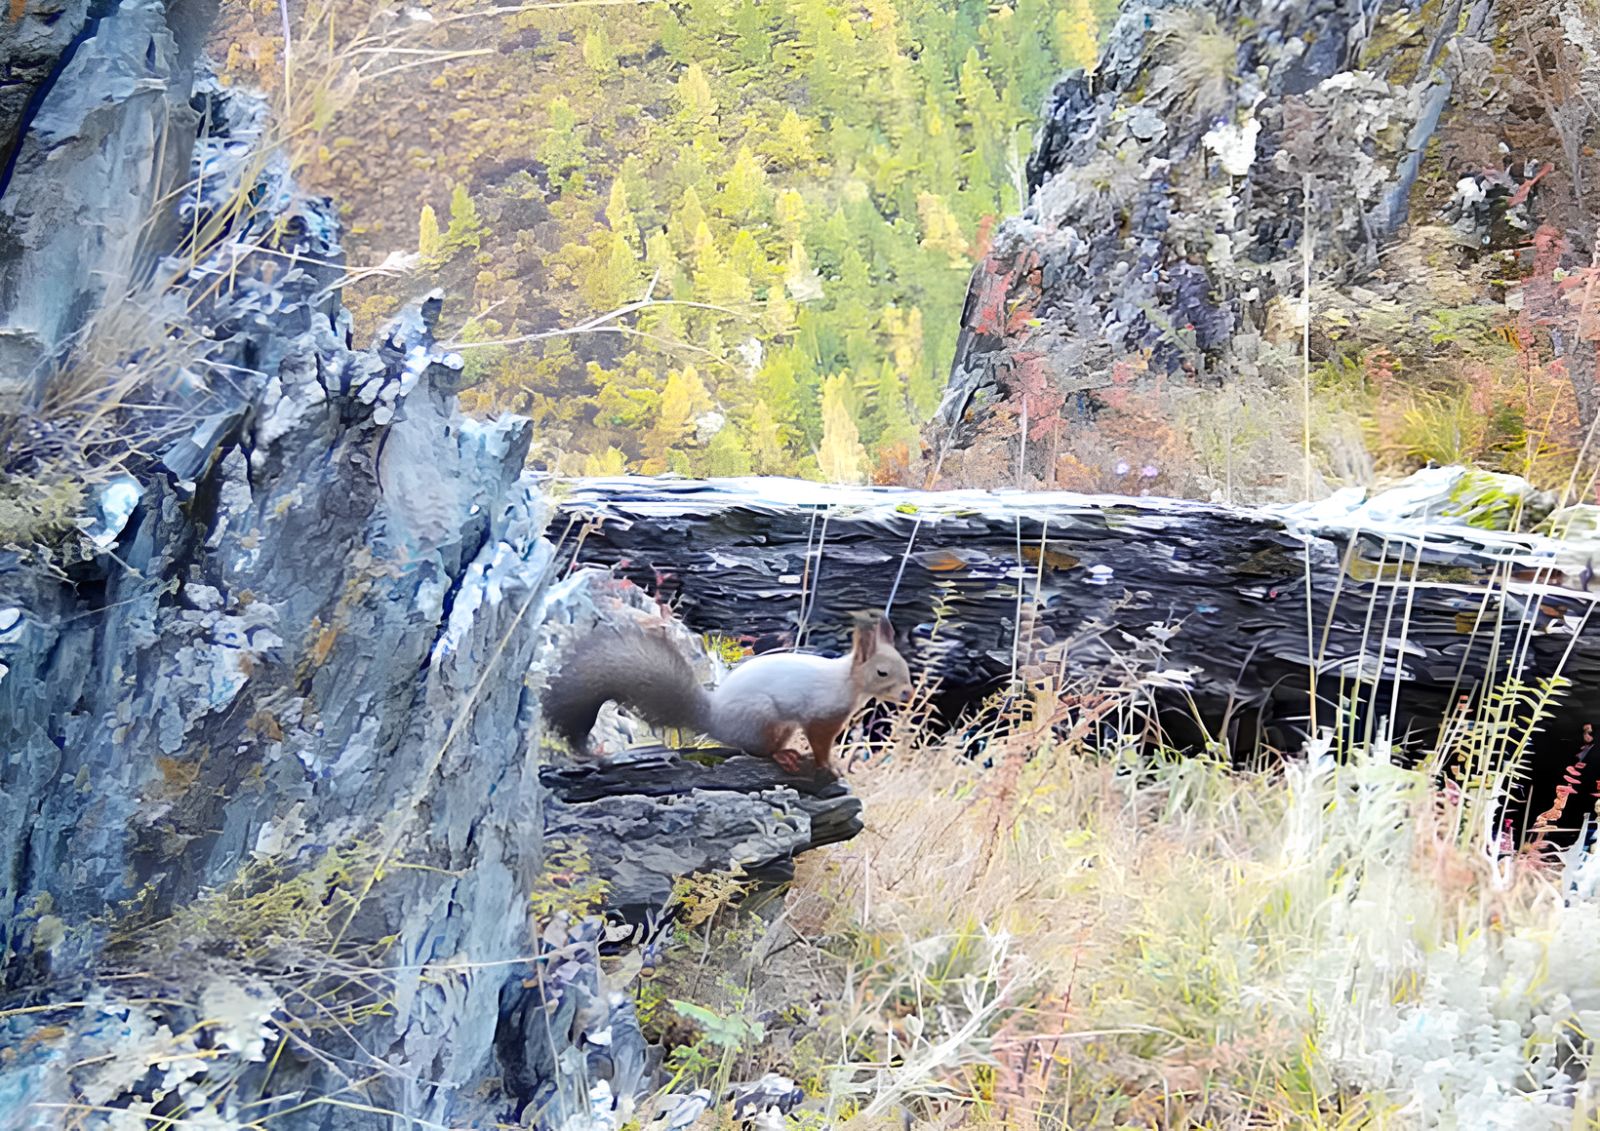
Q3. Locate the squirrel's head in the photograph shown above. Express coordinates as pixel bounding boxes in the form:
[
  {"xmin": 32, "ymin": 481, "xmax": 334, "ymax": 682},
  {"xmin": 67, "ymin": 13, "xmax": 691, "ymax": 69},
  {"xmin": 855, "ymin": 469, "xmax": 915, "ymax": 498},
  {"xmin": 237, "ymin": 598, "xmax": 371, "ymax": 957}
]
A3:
[{"xmin": 850, "ymin": 613, "xmax": 913, "ymax": 705}]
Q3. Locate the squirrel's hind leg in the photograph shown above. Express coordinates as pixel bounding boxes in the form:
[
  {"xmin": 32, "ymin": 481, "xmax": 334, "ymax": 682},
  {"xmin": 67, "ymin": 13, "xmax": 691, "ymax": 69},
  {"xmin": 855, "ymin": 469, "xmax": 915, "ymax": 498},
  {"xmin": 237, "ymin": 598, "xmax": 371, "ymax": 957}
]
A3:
[
  {"xmin": 760, "ymin": 720, "xmax": 807, "ymax": 774},
  {"xmin": 804, "ymin": 721, "xmax": 843, "ymax": 776},
  {"xmin": 771, "ymin": 747, "xmax": 807, "ymax": 773}
]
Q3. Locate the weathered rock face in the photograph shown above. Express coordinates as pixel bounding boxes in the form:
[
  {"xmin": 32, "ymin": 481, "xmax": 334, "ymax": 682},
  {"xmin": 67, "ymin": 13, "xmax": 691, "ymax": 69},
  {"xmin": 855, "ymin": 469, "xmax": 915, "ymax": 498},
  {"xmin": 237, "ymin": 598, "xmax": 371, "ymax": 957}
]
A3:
[
  {"xmin": 921, "ymin": 0, "xmax": 1501, "ymax": 495},
  {"xmin": 0, "ymin": 1, "xmax": 91, "ymax": 174},
  {"xmin": 552, "ymin": 471, "xmax": 1600, "ymax": 819},
  {"xmin": 0, "ymin": 5, "xmax": 854, "ymax": 1127},
  {"xmin": 543, "ymin": 748, "xmax": 864, "ymax": 924},
  {"xmin": 0, "ymin": 0, "xmax": 217, "ymax": 405}
]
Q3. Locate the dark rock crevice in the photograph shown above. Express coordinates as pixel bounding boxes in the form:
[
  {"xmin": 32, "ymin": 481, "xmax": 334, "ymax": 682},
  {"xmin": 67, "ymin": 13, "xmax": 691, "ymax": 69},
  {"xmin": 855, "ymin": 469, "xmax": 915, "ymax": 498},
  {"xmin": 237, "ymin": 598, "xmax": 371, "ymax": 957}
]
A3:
[{"xmin": 0, "ymin": 0, "xmax": 101, "ymax": 196}]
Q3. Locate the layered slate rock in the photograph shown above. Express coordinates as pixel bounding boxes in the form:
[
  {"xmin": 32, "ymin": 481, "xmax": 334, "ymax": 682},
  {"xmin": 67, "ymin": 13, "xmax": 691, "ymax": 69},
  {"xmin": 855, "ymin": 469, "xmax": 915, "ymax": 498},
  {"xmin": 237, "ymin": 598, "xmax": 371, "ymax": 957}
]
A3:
[
  {"xmin": 553, "ymin": 471, "xmax": 1600, "ymax": 796},
  {"xmin": 543, "ymin": 748, "xmax": 865, "ymax": 924}
]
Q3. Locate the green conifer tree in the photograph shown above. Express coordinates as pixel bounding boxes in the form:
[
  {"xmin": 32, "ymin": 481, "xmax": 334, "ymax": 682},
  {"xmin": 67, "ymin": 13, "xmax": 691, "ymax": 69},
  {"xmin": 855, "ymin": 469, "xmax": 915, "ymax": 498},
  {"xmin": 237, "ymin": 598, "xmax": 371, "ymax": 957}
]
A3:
[
  {"xmin": 871, "ymin": 359, "xmax": 918, "ymax": 450},
  {"xmin": 727, "ymin": 229, "xmax": 767, "ymax": 288},
  {"xmin": 582, "ymin": 27, "xmax": 617, "ymax": 73},
  {"xmin": 719, "ymin": 145, "xmax": 770, "ymax": 220},
  {"xmin": 445, "ymin": 184, "xmax": 485, "ymax": 252},
  {"xmin": 538, "ymin": 97, "xmax": 587, "ymax": 182},
  {"xmin": 957, "ymin": 47, "xmax": 1003, "ymax": 133},
  {"xmin": 704, "ymin": 425, "xmax": 753, "ymax": 476},
  {"xmin": 618, "ymin": 155, "xmax": 655, "ymax": 227}
]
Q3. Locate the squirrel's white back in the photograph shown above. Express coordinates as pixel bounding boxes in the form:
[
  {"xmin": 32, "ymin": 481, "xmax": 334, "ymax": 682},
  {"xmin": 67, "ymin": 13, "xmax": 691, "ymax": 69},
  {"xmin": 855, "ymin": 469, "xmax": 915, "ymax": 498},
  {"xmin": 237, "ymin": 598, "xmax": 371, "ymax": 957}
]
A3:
[
  {"xmin": 716, "ymin": 651, "xmax": 857, "ymax": 715},
  {"xmin": 703, "ymin": 651, "xmax": 858, "ymax": 752}
]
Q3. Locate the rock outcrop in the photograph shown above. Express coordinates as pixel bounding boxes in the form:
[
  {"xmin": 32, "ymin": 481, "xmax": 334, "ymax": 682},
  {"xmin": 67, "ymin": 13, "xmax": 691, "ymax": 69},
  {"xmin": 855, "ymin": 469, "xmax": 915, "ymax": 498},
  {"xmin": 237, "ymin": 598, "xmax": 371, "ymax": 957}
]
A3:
[
  {"xmin": 0, "ymin": 0, "xmax": 215, "ymax": 404},
  {"xmin": 920, "ymin": 0, "xmax": 1537, "ymax": 496},
  {"xmin": 554, "ymin": 470, "xmax": 1600, "ymax": 815},
  {"xmin": 0, "ymin": 5, "xmax": 853, "ymax": 1127}
]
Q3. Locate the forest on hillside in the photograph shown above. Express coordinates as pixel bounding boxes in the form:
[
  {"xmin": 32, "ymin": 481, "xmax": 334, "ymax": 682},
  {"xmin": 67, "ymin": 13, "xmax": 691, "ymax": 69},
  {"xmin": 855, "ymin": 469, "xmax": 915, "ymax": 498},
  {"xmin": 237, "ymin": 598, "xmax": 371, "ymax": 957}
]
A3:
[
  {"xmin": 218, "ymin": 0, "xmax": 1111, "ymax": 482},
  {"xmin": 209, "ymin": 0, "xmax": 1600, "ymax": 509}
]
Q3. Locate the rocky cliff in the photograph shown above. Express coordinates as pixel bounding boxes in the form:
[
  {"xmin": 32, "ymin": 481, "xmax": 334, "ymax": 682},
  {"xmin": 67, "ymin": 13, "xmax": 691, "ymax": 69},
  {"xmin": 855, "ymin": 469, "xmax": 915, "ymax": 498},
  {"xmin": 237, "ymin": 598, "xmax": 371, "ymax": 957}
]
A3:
[
  {"xmin": 923, "ymin": 0, "xmax": 1597, "ymax": 500},
  {"xmin": 0, "ymin": 5, "xmax": 846, "ymax": 1126}
]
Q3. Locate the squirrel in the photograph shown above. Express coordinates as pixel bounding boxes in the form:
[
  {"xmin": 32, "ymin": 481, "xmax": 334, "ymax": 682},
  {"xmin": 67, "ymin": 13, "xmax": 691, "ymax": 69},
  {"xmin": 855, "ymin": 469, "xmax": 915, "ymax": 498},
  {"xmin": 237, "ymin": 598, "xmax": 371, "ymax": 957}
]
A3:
[{"xmin": 543, "ymin": 611, "xmax": 913, "ymax": 775}]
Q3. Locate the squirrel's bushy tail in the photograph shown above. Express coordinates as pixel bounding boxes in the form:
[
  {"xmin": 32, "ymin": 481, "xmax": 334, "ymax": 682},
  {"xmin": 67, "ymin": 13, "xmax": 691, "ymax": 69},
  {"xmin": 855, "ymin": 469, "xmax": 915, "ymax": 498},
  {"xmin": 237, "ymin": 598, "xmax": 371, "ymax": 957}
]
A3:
[{"xmin": 542, "ymin": 620, "xmax": 713, "ymax": 753}]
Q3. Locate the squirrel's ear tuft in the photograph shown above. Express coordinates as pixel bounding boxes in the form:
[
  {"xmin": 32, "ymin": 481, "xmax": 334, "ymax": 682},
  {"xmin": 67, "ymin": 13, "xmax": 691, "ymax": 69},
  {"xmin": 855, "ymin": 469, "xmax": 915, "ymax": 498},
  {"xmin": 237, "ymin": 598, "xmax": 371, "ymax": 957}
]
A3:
[
  {"xmin": 877, "ymin": 616, "xmax": 895, "ymax": 648},
  {"xmin": 851, "ymin": 612, "xmax": 878, "ymax": 662}
]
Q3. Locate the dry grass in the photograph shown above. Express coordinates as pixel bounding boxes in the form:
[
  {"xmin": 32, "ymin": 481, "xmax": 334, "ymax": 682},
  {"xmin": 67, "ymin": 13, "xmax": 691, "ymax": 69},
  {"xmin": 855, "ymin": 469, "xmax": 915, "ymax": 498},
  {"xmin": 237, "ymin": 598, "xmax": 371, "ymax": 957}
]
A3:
[
  {"xmin": 802, "ymin": 725, "xmax": 1351, "ymax": 1129},
  {"xmin": 648, "ymin": 657, "xmax": 1600, "ymax": 1129}
]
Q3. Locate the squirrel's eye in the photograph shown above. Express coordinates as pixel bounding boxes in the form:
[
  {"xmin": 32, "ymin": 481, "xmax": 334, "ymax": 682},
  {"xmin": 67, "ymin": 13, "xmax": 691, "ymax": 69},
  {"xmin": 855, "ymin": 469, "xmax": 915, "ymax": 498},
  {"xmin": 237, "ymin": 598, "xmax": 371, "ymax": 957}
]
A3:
[{"xmin": 877, "ymin": 666, "xmax": 888, "ymax": 676}]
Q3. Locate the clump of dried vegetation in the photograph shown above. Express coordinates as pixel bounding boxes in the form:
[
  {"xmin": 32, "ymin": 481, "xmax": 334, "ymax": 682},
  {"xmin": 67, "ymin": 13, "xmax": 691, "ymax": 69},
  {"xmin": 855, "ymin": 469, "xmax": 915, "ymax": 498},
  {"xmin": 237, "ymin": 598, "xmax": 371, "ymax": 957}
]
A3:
[{"xmin": 643, "ymin": 624, "xmax": 1600, "ymax": 1130}]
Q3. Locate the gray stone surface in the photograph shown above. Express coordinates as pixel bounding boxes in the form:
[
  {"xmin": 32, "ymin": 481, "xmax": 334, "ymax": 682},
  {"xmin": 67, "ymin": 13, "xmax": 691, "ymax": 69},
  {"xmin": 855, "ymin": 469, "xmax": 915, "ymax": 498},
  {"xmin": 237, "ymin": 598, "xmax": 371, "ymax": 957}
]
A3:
[
  {"xmin": 0, "ymin": 0, "xmax": 211, "ymax": 407},
  {"xmin": 553, "ymin": 471, "xmax": 1600, "ymax": 800},
  {"xmin": 0, "ymin": 1, "xmax": 91, "ymax": 174},
  {"xmin": 543, "ymin": 748, "xmax": 865, "ymax": 924}
]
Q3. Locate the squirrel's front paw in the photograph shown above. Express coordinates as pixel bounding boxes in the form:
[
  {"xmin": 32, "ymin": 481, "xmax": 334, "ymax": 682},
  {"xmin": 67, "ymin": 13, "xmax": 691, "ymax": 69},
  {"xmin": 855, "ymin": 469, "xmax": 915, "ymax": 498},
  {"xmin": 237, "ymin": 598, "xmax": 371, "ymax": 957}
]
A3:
[{"xmin": 772, "ymin": 748, "xmax": 806, "ymax": 774}]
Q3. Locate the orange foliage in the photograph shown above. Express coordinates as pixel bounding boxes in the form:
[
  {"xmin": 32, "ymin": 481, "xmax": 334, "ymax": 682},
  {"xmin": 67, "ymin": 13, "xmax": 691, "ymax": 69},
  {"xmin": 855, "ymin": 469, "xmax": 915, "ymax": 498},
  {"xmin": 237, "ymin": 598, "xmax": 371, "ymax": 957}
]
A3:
[{"xmin": 872, "ymin": 441, "xmax": 913, "ymax": 485}]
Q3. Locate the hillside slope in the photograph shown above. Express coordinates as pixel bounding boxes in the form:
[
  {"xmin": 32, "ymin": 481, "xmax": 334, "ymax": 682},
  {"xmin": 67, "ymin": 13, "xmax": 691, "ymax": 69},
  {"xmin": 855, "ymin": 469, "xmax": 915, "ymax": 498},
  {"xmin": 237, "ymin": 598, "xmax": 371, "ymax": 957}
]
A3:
[{"xmin": 217, "ymin": 0, "xmax": 1112, "ymax": 480}]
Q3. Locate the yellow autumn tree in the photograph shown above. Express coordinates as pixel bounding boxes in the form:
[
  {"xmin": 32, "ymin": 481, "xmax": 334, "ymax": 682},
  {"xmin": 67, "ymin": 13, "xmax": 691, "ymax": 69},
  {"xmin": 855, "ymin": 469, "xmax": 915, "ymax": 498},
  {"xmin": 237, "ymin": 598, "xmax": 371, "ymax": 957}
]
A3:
[
  {"xmin": 583, "ymin": 446, "xmax": 628, "ymax": 476},
  {"xmin": 719, "ymin": 145, "xmax": 769, "ymax": 219},
  {"xmin": 418, "ymin": 204, "xmax": 444, "ymax": 265},
  {"xmin": 606, "ymin": 178, "xmax": 639, "ymax": 252},
  {"xmin": 582, "ymin": 28, "xmax": 616, "ymax": 73},
  {"xmin": 1055, "ymin": 0, "xmax": 1098, "ymax": 73},
  {"xmin": 592, "ymin": 231, "xmax": 639, "ymax": 310},
  {"xmin": 916, "ymin": 192, "xmax": 969, "ymax": 267},
  {"xmin": 764, "ymin": 287, "xmax": 797, "ymax": 336},
  {"xmin": 645, "ymin": 365, "xmax": 713, "ymax": 471},
  {"xmin": 645, "ymin": 229, "xmax": 675, "ymax": 273},
  {"xmin": 747, "ymin": 399, "xmax": 790, "ymax": 475},
  {"xmin": 784, "ymin": 241, "xmax": 824, "ymax": 303},
  {"xmin": 768, "ymin": 108, "xmax": 817, "ymax": 168},
  {"xmin": 774, "ymin": 188, "xmax": 808, "ymax": 240},
  {"xmin": 676, "ymin": 63, "xmax": 716, "ymax": 123},
  {"xmin": 444, "ymin": 183, "xmax": 484, "ymax": 252},
  {"xmin": 669, "ymin": 187, "xmax": 708, "ymax": 252},
  {"xmin": 818, "ymin": 373, "xmax": 868, "ymax": 484}
]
